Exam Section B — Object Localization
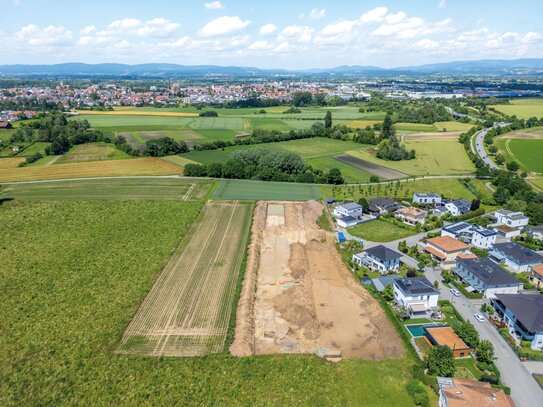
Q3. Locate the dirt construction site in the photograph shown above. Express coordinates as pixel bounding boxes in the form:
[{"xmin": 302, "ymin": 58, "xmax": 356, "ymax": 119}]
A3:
[{"xmin": 231, "ymin": 200, "xmax": 404, "ymax": 360}]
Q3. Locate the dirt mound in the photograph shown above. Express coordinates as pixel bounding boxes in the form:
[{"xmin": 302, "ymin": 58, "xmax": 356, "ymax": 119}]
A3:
[{"xmin": 231, "ymin": 200, "xmax": 404, "ymax": 360}]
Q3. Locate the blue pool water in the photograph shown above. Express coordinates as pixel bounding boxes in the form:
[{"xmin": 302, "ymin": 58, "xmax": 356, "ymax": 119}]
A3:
[{"xmin": 405, "ymin": 323, "xmax": 437, "ymax": 337}]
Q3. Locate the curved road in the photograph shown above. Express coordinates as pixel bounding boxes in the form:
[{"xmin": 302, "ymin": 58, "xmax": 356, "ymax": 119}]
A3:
[{"xmin": 475, "ymin": 127, "xmax": 499, "ymax": 169}]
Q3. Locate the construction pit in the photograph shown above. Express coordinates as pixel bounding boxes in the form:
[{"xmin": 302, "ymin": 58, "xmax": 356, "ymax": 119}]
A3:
[{"xmin": 230, "ymin": 200, "xmax": 404, "ymax": 361}]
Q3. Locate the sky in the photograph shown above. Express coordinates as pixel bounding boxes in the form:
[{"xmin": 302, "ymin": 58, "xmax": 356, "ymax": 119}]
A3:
[{"xmin": 1, "ymin": 0, "xmax": 542, "ymax": 69}]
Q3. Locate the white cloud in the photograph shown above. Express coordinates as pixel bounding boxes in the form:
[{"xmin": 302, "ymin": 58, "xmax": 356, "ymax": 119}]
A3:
[
  {"xmin": 136, "ymin": 18, "xmax": 179, "ymax": 37},
  {"xmin": 359, "ymin": 7, "xmax": 388, "ymax": 24},
  {"xmin": 299, "ymin": 8, "xmax": 326, "ymax": 21},
  {"xmin": 199, "ymin": 16, "xmax": 250, "ymax": 37},
  {"xmin": 80, "ymin": 25, "xmax": 96, "ymax": 35},
  {"xmin": 108, "ymin": 18, "xmax": 142, "ymax": 31},
  {"xmin": 248, "ymin": 40, "xmax": 273, "ymax": 51},
  {"xmin": 321, "ymin": 20, "xmax": 357, "ymax": 36},
  {"xmin": 278, "ymin": 25, "xmax": 313, "ymax": 43},
  {"xmin": 259, "ymin": 23, "xmax": 276, "ymax": 35},
  {"xmin": 372, "ymin": 17, "xmax": 425, "ymax": 38},
  {"xmin": 438, "ymin": 0, "xmax": 447, "ymax": 9},
  {"xmin": 158, "ymin": 36, "xmax": 190, "ymax": 48},
  {"xmin": 204, "ymin": 1, "xmax": 223, "ymax": 10},
  {"xmin": 385, "ymin": 12, "xmax": 406, "ymax": 25},
  {"xmin": 412, "ymin": 38, "xmax": 439, "ymax": 49},
  {"xmin": 16, "ymin": 24, "xmax": 73, "ymax": 46}
]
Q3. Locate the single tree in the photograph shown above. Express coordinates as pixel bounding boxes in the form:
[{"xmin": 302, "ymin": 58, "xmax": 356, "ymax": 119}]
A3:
[
  {"xmin": 427, "ymin": 345, "xmax": 455, "ymax": 377},
  {"xmin": 454, "ymin": 321, "xmax": 479, "ymax": 347},
  {"xmin": 382, "ymin": 284, "xmax": 394, "ymax": 301},
  {"xmin": 357, "ymin": 197, "xmax": 370, "ymax": 212},
  {"xmin": 475, "ymin": 339, "xmax": 495, "ymax": 364},
  {"xmin": 506, "ymin": 161, "xmax": 520, "ymax": 172},
  {"xmin": 324, "ymin": 110, "xmax": 332, "ymax": 129}
]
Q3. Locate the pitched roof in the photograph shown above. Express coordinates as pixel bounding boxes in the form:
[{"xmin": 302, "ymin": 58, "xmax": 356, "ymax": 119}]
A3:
[
  {"xmin": 495, "ymin": 294, "xmax": 543, "ymax": 333},
  {"xmin": 532, "ymin": 264, "xmax": 543, "ymax": 278},
  {"xmin": 438, "ymin": 377, "xmax": 515, "ymax": 407},
  {"xmin": 492, "ymin": 242, "xmax": 543, "ymax": 265},
  {"xmin": 457, "ymin": 252, "xmax": 477, "ymax": 260},
  {"xmin": 397, "ymin": 207, "xmax": 427, "ymax": 217},
  {"xmin": 394, "ymin": 277, "xmax": 439, "ymax": 296},
  {"xmin": 427, "ymin": 236, "xmax": 469, "ymax": 252},
  {"xmin": 368, "ymin": 197, "xmax": 396, "ymax": 207},
  {"xmin": 364, "ymin": 245, "xmax": 403, "ymax": 262},
  {"xmin": 456, "ymin": 257, "xmax": 521, "ymax": 286}
]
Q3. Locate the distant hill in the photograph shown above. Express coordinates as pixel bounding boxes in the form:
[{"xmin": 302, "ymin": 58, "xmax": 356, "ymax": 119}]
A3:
[{"xmin": 0, "ymin": 59, "xmax": 542, "ymax": 78}]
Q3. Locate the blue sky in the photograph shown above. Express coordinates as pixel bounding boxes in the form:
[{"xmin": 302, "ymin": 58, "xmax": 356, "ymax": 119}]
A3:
[{"xmin": 1, "ymin": 0, "xmax": 542, "ymax": 68}]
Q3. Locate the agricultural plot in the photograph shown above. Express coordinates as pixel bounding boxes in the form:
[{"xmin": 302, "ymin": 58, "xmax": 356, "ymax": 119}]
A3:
[
  {"xmin": 305, "ymin": 155, "xmax": 373, "ymax": 183},
  {"xmin": 231, "ymin": 201, "xmax": 403, "ymax": 359},
  {"xmin": 335, "ymin": 154, "xmax": 406, "ymax": 180},
  {"xmin": 0, "ymin": 157, "xmax": 182, "ymax": 182},
  {"xmin": 346, "ymin": 138, "xmax": 474, "ymax": 176},
  {"xmin": 56, "ymin": 142, "xmax": 130, "ymax": 163},
  {"xmin": 0, "ymin": 157, "xmax": 25, "ymax": 168},
  {"xmin": 188, "ymin": 117, "xmax": 246, "ymax": 131},
  {"xmin": 494, "ymin": 127, "xmax": 543, "ymax": 174},
  {"xmin": 248, "ymin": 118, "xmax": 293, "ymax": 131},
  {"xmin": 74, "ymin": 109, "xmax": 198, "ymax": 117},
  {"xmin": 74, "ymin": 114, "xmax": 196, "ymax": 127},
  {"xmin": 118, "ymin": 201, "xmax": 253, "ymax": 356},
  {"xmin": 0, "ymin": 178, "xmax": 213, "ymax": 201},
  {"xmin": 14, "ymin": 142, "xmax": 50, "ymax": 157},
  {"xmin": 491, "ymin": 98, "xmax": 543, "ymax": 119},
  {"xmin": 213, "ymin": 179, "xmax": 322, "ymax": 200}
]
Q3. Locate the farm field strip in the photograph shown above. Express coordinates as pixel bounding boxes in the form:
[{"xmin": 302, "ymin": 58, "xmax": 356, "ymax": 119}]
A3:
[
  {"xmin": 213, "ymin": 179, "xmax": 322, "ymax": 200},
  {"xmin": 0, "ymin": 157, "xmax": 25, "ymax": 168},
  {"xmin": 0, "ymin": 158, "xmax": 182, "ymax": 182},
  {"xmin": 74, "ymin": 110, "xmax": 199, "ymax": 117},
  {"xmin": 118, "ymin": 201, "xmax": 253, "ymax": 356}
]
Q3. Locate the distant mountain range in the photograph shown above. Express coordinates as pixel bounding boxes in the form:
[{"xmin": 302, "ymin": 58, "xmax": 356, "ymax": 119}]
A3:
[{"xmin": 0, "ymin": 58, "xmax": 542, "ymax": 78}]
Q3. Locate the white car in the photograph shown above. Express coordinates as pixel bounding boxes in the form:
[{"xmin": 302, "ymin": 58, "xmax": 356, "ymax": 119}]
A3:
[
  {"xmin": 450, "ymin": 288, "xmax": 461, "ymax": 297},
  {"xmin": 474, "ymin": 314, "xmax": 485, "ymax": 323}
]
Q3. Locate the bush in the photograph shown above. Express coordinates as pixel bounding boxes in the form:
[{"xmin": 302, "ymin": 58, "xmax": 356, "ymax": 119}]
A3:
[
  {"xmin": 369, "ymin": 175, "xmax": 380, "ymax": 183},
  {"xmin": 199, "ymin": 110, "xmax": 218, "ymax": 117},
  {"xmin": 406, "ymin": 380, "xmax": 430, "ymax": 407},
  {"xmin": 521, "ymin": 340, "xmax": 532, "ymax": 348}
]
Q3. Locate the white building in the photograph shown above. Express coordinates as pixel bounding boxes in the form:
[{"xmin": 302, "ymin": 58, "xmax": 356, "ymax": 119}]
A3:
[
  {"xmin": 471, "ymin": 226, "xmax": 497, "ymax": 249},
  {"xmin": 441, "ymin": 221, "xmax": 473, "ymax": 240},
  {"xmin": 413, "ymin": 193, "xmax": 442, "ymax": 206},
  {"xmin": 393, "ymin": 277, "xmax": 439, "ymax": 317},
  {"xmin": 352, "ymin": 245, "xmax": 402, "ymax": 274},
  {"xmin": 445, "ymin": 199, "xmax": 471, "ymax": 216},
  {"xmin": 494, "ymin": 209, "xmax": 529, "ymax": 228},
  {"xmin": 333, "ymin": 202, "xmax": 362, "ymax": 218}
]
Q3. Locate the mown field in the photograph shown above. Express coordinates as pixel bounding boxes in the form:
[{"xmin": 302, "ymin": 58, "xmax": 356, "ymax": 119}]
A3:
[
  {"xmin": 0, "ymin": 178, "xmax": 213, "ymax": 201},
  {"xmin": 0, "ymin": 199, "xmax": 416, "ymax": 406},
  {"xmin": 213, "ymin": 179, "xmax": 322, "ymax": 200},
  {"xmin": 494, "ymin": 127, "xmax": 543, "ymax": 174},
  {"xmin": 56, "ymin": 142, "xmax": 131, "ymax": 164},
  {"xmin": 119, "ymin": 201, "xmax": 254, "ymax": 356},
  {"xmin": 348, "ymin": 219, "xmax": 417, "ymax": 242},
  {"xmin": 491, "ymin": 98, "xmax": 543, "ymax": 119},
  {"xmin": 346, "ymin": 138, "xmax": 474, "ymax": 176},
  {"xmin": 0, "ymin": 157, "xmax": 182, "ymax": 182}
]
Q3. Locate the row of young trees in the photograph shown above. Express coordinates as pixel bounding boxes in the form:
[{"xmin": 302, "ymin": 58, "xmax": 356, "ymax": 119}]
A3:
[{"xmin": 183, "ymin": 148, "xmax": 345, "ymax": 184}]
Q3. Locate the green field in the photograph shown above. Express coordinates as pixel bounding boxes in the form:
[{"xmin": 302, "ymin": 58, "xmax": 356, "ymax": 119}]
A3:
[
  {"xmin": 305, "ymin": 155, "xmax": 373, "ymax": 183},
  {"xmin": 491, "ymin": 98, "xmax": 543, "ymax": 119},
  {"xmin": 56, "ymin": 143, "xmax": 130, "ymax": 164},
  {"xmin": 213, "ymin": 179, "xmax": 322, "ymax": 200},
  {"xmin": 494, "ymin": 127, "xmax": 543, "ymax": 174},
  {"xmin": 348, "ymin": 219, "xmax": 417, "ymax": 242},
  {"xmin": 346, "ymin": 138, "xmax": 474, "ymax": 176},
  {"xmin": 0, "ymin": 178, "xmax": 214, "ymax": 201},
  {"xmin": 14, "ymin": 142, "xmax": 50, "ymax": 157},
  {"xmin": 0, "ymin": 198, "xmax": 416, "ymax": 406}
]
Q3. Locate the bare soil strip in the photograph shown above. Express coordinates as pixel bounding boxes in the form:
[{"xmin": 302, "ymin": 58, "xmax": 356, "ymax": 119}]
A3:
[
  {"xmin": 231, "ymin": 201, "xmax": 404, "ymax": 360},
  {"xmin": 335, "ymin": 154, "xmax": 406, "ymax": 180},
  {"xmin": 402, "ymin": 131, "xmax": 462, "ymax": 140},
  {"xmin": 118, "ymin": 201, "xmax": 253, "ymax": 356}
]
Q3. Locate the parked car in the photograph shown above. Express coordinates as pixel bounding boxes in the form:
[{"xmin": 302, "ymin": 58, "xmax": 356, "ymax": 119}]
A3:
[
  {"xmin": 474, "ymin": 313, "xmax": 485, "ymax": 323},
  {"xmin": 450, "ymin": 288, "xmax": 461, "ymax": 297}
]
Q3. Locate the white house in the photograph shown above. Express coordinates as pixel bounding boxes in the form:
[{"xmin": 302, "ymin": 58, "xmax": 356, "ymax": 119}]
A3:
[
  {"xmin": 493, "ymin": 225, "xmax": 521, "ymax": 241},
  {"xmin": 413, "ymin": 193, "xmax": 442, "ymax": 206},
  {"xmin": 490, "ymin": 242, "xmax": 543, "ymax": 273},
  {"xmin": 494, "ymin": 209, "xmax": 529, "ymax": 228},
  {"xmin": 337, "ymin": 216, "xmax": 359, "ymax": 228},
  {"xmin": 471, "ymin": 226, "xmax": 497, "ymax": 249},
  {"xmin": 352, "ymin": 245, "xmax": 403, "ymax": 274},
  {"xmin": 526, "ymin": 225, "xmax": 543, "ymax": 241},
  {"xmin": 393, "ymin": 277, "xmax": 439, "ymax": 317},
  {"xmin": 445, "ymin": 199, "xmax": 471, "ymax": 216},
  {"xmin": 333, "ymin": 202, "xmax": 362, "ymax": 218},
  {"xmin": 441, "ymin": 221, "xmax": 473, "ymax": 240}
]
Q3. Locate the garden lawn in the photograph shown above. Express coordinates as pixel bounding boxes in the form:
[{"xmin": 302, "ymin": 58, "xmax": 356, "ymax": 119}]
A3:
[
  {"xmin": 348, "ymin": 219, "xmax": 418, "ymax": 242},
  {"xmin": 0, "ymin": 199, "xmax": 415, "ymax": 406}
]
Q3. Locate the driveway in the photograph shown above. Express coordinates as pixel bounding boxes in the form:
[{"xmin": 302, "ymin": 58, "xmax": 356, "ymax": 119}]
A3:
[{"xmin": 424, "ymin": 267, "xmax": 543, "ymax": 407}]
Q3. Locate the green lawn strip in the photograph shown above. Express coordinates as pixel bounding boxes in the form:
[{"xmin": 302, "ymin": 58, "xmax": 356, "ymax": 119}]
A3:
[
  {"xmin": 347, "ymin": 219, "xmax": 418, "ymax": 242},
  {"xmin": 454, "ymin": 358, "xmax": 482, "ymax": 380},
  {"xmin": 212, "ymin": 179, "xmax": 321, "ymax": 201},
  {"xmin": 131, "ymin": 131, "xmax": 145, "ymax": 143}
]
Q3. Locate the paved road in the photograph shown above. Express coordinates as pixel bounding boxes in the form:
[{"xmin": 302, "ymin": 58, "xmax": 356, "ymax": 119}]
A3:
[
  {"xmin": 424, "ymin": 267, "xmax": 543, "ymax": 407},
  {"xmin": 475, "ymin": 128, "xmax": 499, "ymax": 169},
  {"xmin": 524, "ymin": 361, "xmax": 543, "ymax": 375}
]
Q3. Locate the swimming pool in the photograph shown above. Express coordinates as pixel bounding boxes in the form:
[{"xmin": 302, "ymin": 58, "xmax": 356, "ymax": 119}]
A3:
[
  {"xmin": 405, "ymin": 323, "xmax": 437, "ymax": 337},
  {"xmin": 336, "ymin": 232, "xmax": 346, "ymax": 243}
]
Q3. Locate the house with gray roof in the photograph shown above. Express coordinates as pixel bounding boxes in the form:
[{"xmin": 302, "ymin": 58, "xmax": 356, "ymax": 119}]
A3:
[
  {"xmin": 493, "ymin": 294, "xmax": 543, "ymax": 350},
  {"xmin": 490, "ymin": 242, "xmax": 543, "ymax": 273},
  {"xmin": 441, "ymin": 221, "xmax": 473, "ymax": 240},
  {"xmin": 445, "ymin": 199, "xmax": 471, "ymax": 216},
  {"xmin": 333, "ymin": 202, "xmax": 362, "ymax": 218},
  {"xmin": 454, "ymin": 257, "xmax": 521, "ymax": 299},
  {"xmin": 393, "ymin": 277, "xmax": 439, "ymax": 316},
  {"xmin": 526, "ymin": 225, "xmax": 543, "ymax": 241},
  {"xmin": 413, "ymin": 193, "xmax": 441, "ymax": 206},
  {"xmin": 368, "ymin": 197, "xmax": 400, "ymax": 215},
  {"xmin": 352, "ymin": 245, "xmax": 403, "ymax": 274}
]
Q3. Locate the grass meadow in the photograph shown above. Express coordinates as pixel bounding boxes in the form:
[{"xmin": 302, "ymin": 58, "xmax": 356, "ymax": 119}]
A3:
[
  {"xmin": 56, "ymin": 143, "xmax": 131, "ymax": 164},
  {"xmin": 491, "ymin": 98, "xmax": 543, "ymax": 119},
  {"xmin": 0, "ymin": 199, "xmax": 415, "ymax": 406},
  {"xmin": 348, "ymin": 219, "xmax": 417, "ymax": 242},
  {"xmin": 213, "ymin": 179, "xmax": 322, "ymax": 200}
]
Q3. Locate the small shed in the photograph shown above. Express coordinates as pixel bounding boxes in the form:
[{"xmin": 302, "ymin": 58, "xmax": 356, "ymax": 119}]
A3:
[{"xmin": 424, "ymin": 326, "xmax": 471, "ymax": 358}]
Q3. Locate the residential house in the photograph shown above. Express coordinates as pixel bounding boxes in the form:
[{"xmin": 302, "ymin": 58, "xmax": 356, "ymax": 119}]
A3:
[
  {"xmin": 371, "ymin": 275, "xmax": 402, "ymax": 292},
  {"xmin": 413, "ymin": 193, "xmax": 442, "ymax": 206},
  {"xmin": 530, "ymin": 264, "xmax": 543, "ymax": 290},
  {"xmin": 471, "ymin": 226, "xmax": 497, "ymax": 249},
  {"xmin": 336, "ymin": 216, "xmax": 359, "ymax": 228},
  {"xmin": 441, "ymin": 221, "xmax": 473, "ymax": 240},
  {"xmin": 0, "ymin": 121, "xmax": 12, "ymax": 129},
  {"xmin": 333, "ymin": 202, "xmax": 362, "ymax": 218},
  {"xmin": 437, "ymin": 377, "xmax": 515, "ymax": 407},
  {"xmin": 454, "ymin": 257, "xmax": 521, "ymax": 299},
  {"xmin": 433, "ymin": 206, "xmax": 450, "ymax": 217},
  {"xmin": 490, "ymin": 242, "xmax": 543, "ymax": 273},
  {"xmin": 493, "ymin": 294, "xmax": 543, "ymax": 350},
  {"xmin": 493, "ymin": 209, "xmax": 529, "ymax": 228},
  {"xmin": 493, "ymin": 225, "xmax": 521, "ymax": 241},
  {"xmin": 368, "ymin": 197, "xmax": 400, "ymax": 215},
  {"xmin": 395, "ymin": 207, "xmax": 428, "ymax": 226},
  {"xmin": 425, "ymin": 236, "xmax": 471, "ymax": 269},
  {"xmin": 425, "ymin": 326, "xmax": 471, "ymax": 358},
  {"xmin": 445, "ymin": 199, "xmax": 471, "ymax": 216},
  {"xmin": 352, "ymin": 245, "xmax": 403, "ymax": 274},
  {"xmin": 526, "ymin": 225, "xmax": 543, "ymax": 241},
  {"xmin": 393, "ymin": 277, "xmax": 439, "ymax": 317}
]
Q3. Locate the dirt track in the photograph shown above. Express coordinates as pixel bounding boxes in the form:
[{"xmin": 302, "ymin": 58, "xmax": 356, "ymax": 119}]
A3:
[{"xmin": 230, "ymin": 201, "xmax": 404, "ymax": 360}]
